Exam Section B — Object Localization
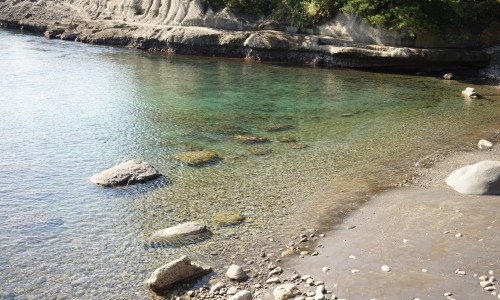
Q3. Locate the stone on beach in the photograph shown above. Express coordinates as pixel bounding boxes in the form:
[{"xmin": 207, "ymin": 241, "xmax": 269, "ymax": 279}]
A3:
[
  {"xmin": 228, "ymin": 290, "xmax": 252, "ymax": 300},
  {"xmin": 210, "ymin": 281, "xmax": 225, "ymax": 293},
  {"xmin": 478, "ymin": 139, "xmax": 494, "ymax": 150},
  {"xmin": 226, "ymin": 264, "xmax": 248, "ymax": 281},
  {"xmin": 381, "ymin": 265, "xmax": 391, "ymax": 272},
  {"xmin": 273, "ymin": 284, "xmax": 300, "ymax": 300},
  {"xmin": 151, "ymin": 221, "xmax": 207, "ymax": 241},
  {"xmin": 90, "ymin": 159, "xmax": 160, "ymax": 186},
  {"xmin": 146, "ymin": 256, "xmax": 211, "ymax": 294},
  {"xmin": 174, "ymin": 150, "xmax": 220, "ymax": 166},
  {"xmin": 445, "ymin": 161, "xmax": 500, "ymax": 195}
]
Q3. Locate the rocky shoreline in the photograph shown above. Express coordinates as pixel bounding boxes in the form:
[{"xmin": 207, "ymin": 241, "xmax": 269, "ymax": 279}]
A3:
[
  {"xmin": 139, "ymin": 138, "xmax": 500, "ymax": 300},
  {"xmin": 0, "ymin": 0, "xmax": 496, "ymax": 73}
]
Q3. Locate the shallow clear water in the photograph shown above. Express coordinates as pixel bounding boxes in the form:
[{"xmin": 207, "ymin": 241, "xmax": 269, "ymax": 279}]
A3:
[{"xmin": 1, "ymin": 29, "xmax": 499, "ymax": 299}]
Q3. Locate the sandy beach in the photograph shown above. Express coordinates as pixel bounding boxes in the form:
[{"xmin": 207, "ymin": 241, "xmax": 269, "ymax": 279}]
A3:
[{"xmin": 277, "ymin": 142, "xmax": 500, "ymax": 299}]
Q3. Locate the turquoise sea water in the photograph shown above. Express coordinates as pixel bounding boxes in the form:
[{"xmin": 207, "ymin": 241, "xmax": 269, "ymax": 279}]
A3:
[{"xmin": 1, "ymin": 29, "xmax": 499, "ymax": 298}]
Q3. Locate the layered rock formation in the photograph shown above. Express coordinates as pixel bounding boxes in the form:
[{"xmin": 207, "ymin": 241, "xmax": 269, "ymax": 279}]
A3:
[{"xmin": 0, "ymin": 0, "xmax": 495, "ymax": 71}]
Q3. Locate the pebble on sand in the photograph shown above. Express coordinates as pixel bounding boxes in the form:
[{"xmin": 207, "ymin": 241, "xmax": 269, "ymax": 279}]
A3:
[
  {"xmin": 351, "ymin": 269, "xmax": 360, "ymax": 274},
  {"xmin": 321, "ymin": 267, "xmax": 330, "ymax": 273},
  {"xmin": 381, "ymin": 265, "xmax": 391, "ymax": 272}
]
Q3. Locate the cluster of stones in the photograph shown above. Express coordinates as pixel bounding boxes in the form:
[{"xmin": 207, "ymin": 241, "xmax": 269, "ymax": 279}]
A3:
[
  {"xmin": 148, "ymin": 228, "xmax": 353, "ymax": 300},
  {"xmin": 476, "ymin": 271, "xmax": 498, "ymax": 298}
]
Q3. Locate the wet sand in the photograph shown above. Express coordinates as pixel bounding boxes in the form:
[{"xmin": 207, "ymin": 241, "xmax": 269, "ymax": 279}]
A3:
[{"xmin": 280, "ymin": 144, "xmax": 500, "ymax": 299}]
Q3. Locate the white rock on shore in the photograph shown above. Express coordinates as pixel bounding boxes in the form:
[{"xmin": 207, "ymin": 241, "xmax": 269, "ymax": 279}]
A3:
[
  {"xmin": 228, "ymin": 290, "xmax": 252, "ymax": 300},
  {"xmin": 273, "ymin": 284, "xmax": 300, "ymax": 300},
  {"xmin": 445, "ymin": 161, "xmax": 500, "ymax": 195},
  {"xmin": 478, "ymin": 139, "xmax": 494, "ymax": 150},
  {"xmin": 90, "ymin": 159, "xmax": 160, "ymax": 186},
  {"xmin": 226, "ymin": 264, "xmax": 247, "ymax": 281},
  {"xmin": 146, "ymin": 256, "xmax": 211, "ymax": 294}
]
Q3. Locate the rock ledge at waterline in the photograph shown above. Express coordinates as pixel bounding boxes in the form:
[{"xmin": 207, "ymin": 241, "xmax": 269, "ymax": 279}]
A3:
[
  {"xmin": 445, "ymin": 160, "xmax": 500, "ymax": 195},
  {"xmin": 0, "ymin": 0, "xmax": 493, "ymax": 72},
  {"xmin": 90, "ymin": 159, "xmax": 160, "ymax": 187},
  {"xmin": 146, "ymin": 256, "xmax": 212, "ymax": 294}
]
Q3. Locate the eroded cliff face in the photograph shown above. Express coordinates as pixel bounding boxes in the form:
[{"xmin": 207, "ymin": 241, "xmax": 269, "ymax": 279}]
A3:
[{"xmin": 0, "ymin": 0, "xmax": 494, "ymax": 72}]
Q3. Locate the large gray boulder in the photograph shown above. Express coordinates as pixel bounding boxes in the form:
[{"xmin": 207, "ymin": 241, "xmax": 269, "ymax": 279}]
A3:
[
  {"xmin": 146, "ymin": 256, "xmax": 212, "ymax": 294},
  {"xmin": 90, "ymin": 159, "xmax": 160, "ymax": 187},
  {"xmin": 151, "ymin": 221, "xmax": 207, "ymax": 240},
  {"xmin": 445, "ymin": 161, "xmax": 500, "ymax": 195}
]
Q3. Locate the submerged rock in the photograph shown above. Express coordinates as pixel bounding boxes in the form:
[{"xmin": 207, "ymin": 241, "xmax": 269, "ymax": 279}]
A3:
[
  {"xmin": 174, "ymin": 150, "xmax": 220, "ymax": 166},
  {"xmin": 151, "ymin": 221, "xmax": 207, "ymax": 241},
  {"xmin": 233, "ymin": 135, "xmax": 270, "ymax": 144},
  {"xmin": 146, "ymin": 256, "xmax": 212, "ymax": 294},
  {"xmin": 212, "ymin": 211, "xmax": 245, "ymax": 227},
  {"xmin": 290, "ymin": 143, "xmax": 308, "ymax": 149},
  {"xmin": 277, "ymin": 135, "xmax": 297, "ymax": 143},
  {"xmin": 248, "ymin": 146, "xmax": 272, "ymax": 155},
  {"xmin": 445, "ymin": 161, "xmax": 500, "ymax": 194},
  {"xmin": 265, "ymin": 124, "xmax": 295, "ymax": 132},
  {"xmin": 90, "ymin": 159, "xmax": 160, "ymax": 187}
]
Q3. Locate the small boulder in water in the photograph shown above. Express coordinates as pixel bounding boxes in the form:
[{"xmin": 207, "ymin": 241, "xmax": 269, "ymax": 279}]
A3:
[
  {"xmin": 233, "ymin": 135, "xmax": 270, "ymax": 144},
  {"xmin": 248, "ymin": 147, "xmax": 272, "ymax": 155},
  {"xmin": 174, "ymin": 151, "xmax": 220, "ymax": 166},
  {"xmin": 151, "ymin": 221, "xmax": 207, "ymax": 241},
  {"xmin": 146, "ymin": 256, "xmax": 212, "ymax": 294},
  {"xmin": 277, "ymin": 135, "xmax": 297, "ymax": 143},
  {"xmin": 462, "ymin": 87, "xmax": 478, "ymax": 98},
  {"xmin": 265, "ymin": 124, "xmax": 295, "ymax": 132},
  {"xmin": 445, "ymin": 161, "xmax": 500, "ymax": 195},
  {"xmin": 90, "ymin": 159, "xmax": 160, "ymax": 187},
  {"xmin": 442, "ymin": 73, "xmax": 453, "ymax": 80}
]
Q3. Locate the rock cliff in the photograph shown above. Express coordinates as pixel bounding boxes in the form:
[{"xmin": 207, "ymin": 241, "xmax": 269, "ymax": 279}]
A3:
[{"xmin": 0, "ymin": 0, "xmax": 493, "ymax": 72}]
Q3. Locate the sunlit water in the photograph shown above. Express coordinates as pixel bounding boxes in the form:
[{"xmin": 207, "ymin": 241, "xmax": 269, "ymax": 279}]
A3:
[{"xmin": 1, "ymin": 29, "xmax": 499, "ymax": 299}]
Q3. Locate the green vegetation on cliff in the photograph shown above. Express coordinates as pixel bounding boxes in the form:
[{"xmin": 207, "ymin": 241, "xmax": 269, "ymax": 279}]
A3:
[{"xmin": 203, "ymin": 0, "xmax": 500, "ymax": 35}]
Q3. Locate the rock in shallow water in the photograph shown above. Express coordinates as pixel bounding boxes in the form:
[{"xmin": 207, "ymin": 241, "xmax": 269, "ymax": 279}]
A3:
[
  {"xmin": 146, "ymin": 256, "xmax": 211, "ymax": 294},
  {"xmin": 174, "ymin": 150, "xmax": 220, "ymax": 166},
  {"xmin": 265, "ymin": 124, "xmax": 295, "ymax": 132},
  {"xmin": 151, "ymin": 221, "xmax": 207, "ymax": 241},
  {"xmin": 90, "ymin": 159, "xmax": 161, "ymax": 187},
  {"xmin": 233, "ymin": 135, "xmax": 270, "ymax": 144},
  {"xmin": 445, "ymin": 161, "xmax": 500, "ymax": 195}
]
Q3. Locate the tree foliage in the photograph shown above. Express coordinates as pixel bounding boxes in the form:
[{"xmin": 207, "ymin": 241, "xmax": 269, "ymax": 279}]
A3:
[{"xmin": 202, "ymin": 0, "xmax": 500, "ymax": 35}]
